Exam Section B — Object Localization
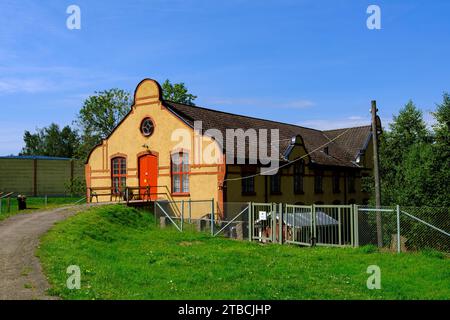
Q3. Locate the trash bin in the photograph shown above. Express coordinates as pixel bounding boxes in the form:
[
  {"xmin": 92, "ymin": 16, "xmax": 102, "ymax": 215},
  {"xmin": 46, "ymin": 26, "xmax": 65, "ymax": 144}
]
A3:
[{"xmin": 17, "ymin": 195, "xmax": 27, "ymax": 210}]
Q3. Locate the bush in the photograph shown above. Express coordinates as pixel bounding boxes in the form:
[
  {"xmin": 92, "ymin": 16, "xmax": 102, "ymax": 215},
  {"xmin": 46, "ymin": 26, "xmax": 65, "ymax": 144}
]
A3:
[
  {"xmin": 358, "ymin": 244, "xmax": 379, "ymax": 254},
  {"xmin": 65, "ymin": 177, "xmax": 86, "ymax": 196}
]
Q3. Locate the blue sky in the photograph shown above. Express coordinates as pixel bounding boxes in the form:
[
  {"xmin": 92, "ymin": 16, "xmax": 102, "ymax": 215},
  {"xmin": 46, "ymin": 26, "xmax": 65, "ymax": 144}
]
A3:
[{"xmin": 0, "ymin": 0, "xmax": 449, "ymax": 155}]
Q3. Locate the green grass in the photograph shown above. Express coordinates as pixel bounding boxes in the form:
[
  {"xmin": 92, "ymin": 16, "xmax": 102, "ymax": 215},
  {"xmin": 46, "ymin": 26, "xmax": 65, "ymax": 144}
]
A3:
[
  {"xmin": 38, "ymin": 205, "xmax": 450, "ymax": 300},
  {"xmin": 0, "ymin": 196, "xmax": 84, "ymax": 221}
]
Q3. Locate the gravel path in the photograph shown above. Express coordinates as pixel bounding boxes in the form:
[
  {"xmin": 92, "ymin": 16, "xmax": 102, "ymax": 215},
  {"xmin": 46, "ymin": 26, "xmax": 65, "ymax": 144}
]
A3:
[{"xmin": 0, "ymin": 205, "xmax": 91, "ymax": 300}]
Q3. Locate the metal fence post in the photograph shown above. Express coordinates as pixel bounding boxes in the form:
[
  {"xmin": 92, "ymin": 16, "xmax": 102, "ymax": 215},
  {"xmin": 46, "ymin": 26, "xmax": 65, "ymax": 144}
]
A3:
[
  {"xmin": 396, "ymin": 204, "xmax": 401, "ymax": 254},
  {"xmin": 271, "ymin": 203, "xmax": 276, "ymax": 242},
  {"xmin": 181, "ymin": 199, "xmax": 184, "ymax": 231},
  {"xmin": 279, "ymin": 203, "xmax": 283, "ymax": 244},
  {"xmin": 338, "ymin": 207, "xmax": 342, "ymax": 246},
  {"xmin": 352, "ymin": 204, "xmax": 359, "ymax": 247},
  {"xmin": 211, "ymin": 198, "xmax": 215, "ymax": 236},
  {"xmin": 154, "ymin": 201, "xmax": 157, "ymax": 226},
  {"xmin": 312, "ymin": 204, "xmax": 316, "ymax": 245},
  {"xmin": 0, "ymin": 198, "xmax": 2, "ymax": 214},
  {"xmin": 188, "ymin": 198, "xmax": 192, "ymax": 223},
  {"xmin": 248, "ymin": 202, "xmax": 252, "ymax": 242},
  {"xmin": 45, "ymin": 195, "xmax": 48, "ymax": 207}
]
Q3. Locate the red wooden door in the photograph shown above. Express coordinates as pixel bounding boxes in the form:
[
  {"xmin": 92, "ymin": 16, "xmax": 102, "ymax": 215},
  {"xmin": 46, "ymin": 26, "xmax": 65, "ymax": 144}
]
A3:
[{"xmin": 139, "ymin": 154, "xmax": 158, "ymax": 200}]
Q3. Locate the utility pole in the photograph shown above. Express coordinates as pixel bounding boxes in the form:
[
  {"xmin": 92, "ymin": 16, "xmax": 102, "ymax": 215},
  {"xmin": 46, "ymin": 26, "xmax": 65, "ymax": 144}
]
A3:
[{"xmin": 371, "ymin": 100, "xmax": 383, "ymax": 247}]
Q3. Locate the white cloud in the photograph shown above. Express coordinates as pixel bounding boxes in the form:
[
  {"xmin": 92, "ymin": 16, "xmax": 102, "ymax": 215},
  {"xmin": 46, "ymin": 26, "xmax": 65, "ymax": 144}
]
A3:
[
  {"xmin": 0, "ymin": 122, "xmax": 24, "ymax": 155},
  {"xmin": 0, "ymin": 77, "xmax": 55, "ymax": 94},
  {"xmin": 280, "ymin": 100, "xmax": 315, "ymax": 109},
  {"xmin": 298, "ymin": 116, "xmax": 371, "ymax": 130}
]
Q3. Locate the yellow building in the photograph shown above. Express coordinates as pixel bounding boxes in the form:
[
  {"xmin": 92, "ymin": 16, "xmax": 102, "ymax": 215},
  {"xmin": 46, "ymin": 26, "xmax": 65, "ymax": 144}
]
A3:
[{"xmin": 86, "ymin": 78, "xmax": 374, "ymax": 218}]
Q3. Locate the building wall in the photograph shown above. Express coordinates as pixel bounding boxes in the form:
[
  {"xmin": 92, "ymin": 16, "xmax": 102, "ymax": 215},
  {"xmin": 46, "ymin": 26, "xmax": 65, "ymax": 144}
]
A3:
[
  {"xmin": 225, "ymin": 136, "xmax": 372, "ymax": 206},
  {"xmin": 87, "ymin": 79, "xmax": 374, "ymax": 217},
  {"xmin": 86, "ymin": 79, "xmax": 223, "ymax": 218},
  {"xmin": 0, "ymin": 158, "xmax": 84, "ymax": 196}
]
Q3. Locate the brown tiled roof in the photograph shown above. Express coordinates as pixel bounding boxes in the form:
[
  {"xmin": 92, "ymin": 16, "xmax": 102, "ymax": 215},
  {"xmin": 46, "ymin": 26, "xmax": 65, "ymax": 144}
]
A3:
[
  {"xmin": 164, "ymin": 101, "xmax": 371, "ymax": 168},
  {"xmin": 324, "ymin": 126, "xmax": 373, "ymax": 160}
]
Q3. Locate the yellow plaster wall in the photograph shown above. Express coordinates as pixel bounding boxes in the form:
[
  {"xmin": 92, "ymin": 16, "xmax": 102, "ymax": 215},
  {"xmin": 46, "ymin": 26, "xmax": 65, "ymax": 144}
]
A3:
[
  {"xmin": 87, "ymin": 79, "xmax": 222, "ymax": 217},
  {"xmin": 225, "ymin": 138, "xmax": 372, "ymax": 205}
]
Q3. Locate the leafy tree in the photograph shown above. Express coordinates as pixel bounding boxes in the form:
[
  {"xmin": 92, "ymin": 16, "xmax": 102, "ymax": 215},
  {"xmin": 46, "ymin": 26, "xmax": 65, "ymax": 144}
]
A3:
[
  {"xmin": 429, "ymin": 92, "xmax": 450, "ymax": 206},
  {"xmin": 432, "ymin": 92, "xmax": 450, "ymax": 148},
  {"xmin": 75, "ymin": 89, "xmax": 132, "ymax": 160},
  {"xmin": 76, "ymin": 88, "xmax": 131, "ymax": 141},
  {"xmin": 162, "ymin": 79, "xmax": 197, "ymax": 105},
  {"xmin": 378, "ymin": 97, "xmax": 450, "ymax": 207},
  {"xmin": 378, "ymin": 101, "xmax": 430, "ymax": 205},
  {"xmin": 21, "ymin": 123, "xmax": 80, "ymax": 158}
]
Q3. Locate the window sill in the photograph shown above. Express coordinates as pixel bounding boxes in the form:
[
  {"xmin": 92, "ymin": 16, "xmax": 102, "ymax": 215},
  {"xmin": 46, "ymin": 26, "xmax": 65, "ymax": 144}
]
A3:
[
  {"xmin": 333, "ymin": 190, "xmax": 341, "ymax": 194},
  {"xmin": 241, "ymin": 192, "xmax": 256, "ymax": 196},
  {"xmin": 294, "ymin": 191, "xmax": 304, "ymax": 195},
  {"xmin": 270, "ymin": 192, "xmax": 282, "ymax": 195},
  {"xmin": 171, "ymin": 192, "xmax": 190, "ymax": 197},
  {"xmin": 314, "ymin": 191, "xmax": 324, "ymax": 194}
]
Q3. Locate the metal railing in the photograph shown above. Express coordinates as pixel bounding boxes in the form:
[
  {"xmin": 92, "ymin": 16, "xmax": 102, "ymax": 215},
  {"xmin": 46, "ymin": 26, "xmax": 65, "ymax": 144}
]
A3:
[
  {"xmin": 0, "ymin": 192, "xmax": 14, "ymax": 214},
  {"xmin": 154, "ymin": 198, "xmax": 216, "ymax": 233}
]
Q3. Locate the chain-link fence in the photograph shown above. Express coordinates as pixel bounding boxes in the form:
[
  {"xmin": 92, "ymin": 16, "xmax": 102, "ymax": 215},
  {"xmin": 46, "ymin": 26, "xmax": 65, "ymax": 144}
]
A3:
[
  {"xmin": 357, "ymin": 206, "xmax": 450, "ymax": 253},
  {"xmin": 400, "ymin": 207, "xmax": 449, "ymax": 252},
  {"xmin": 154, "ymin": 200, "xmax": 449, "ymax": 253}
]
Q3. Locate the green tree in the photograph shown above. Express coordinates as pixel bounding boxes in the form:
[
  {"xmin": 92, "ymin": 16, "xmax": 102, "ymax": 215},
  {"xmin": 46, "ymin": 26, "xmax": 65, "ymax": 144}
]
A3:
[
  {"xmin": 162, "ymin": 79, "xmax": 197, "ymax": 105},
  {"xmin": 378, "ymin": 97, "xmax": 450, "ymax": 207},
  {"xmin": 432, "ymin": 92, "xmax": 450, "ymax": 147},
  {"xmin": 21, "ymin": 123, "xmax": 80, "ymax": 158},
  {"xmin": 75, "ymin": 89, "xmax": 132, "ymax": 160},
  {"xmin": 378, "ymin": 101, "xmax": 430, "ymax": 205},
  {"xmin": 429, "ymin": 92, "xmax": 450, "ymax": 206}
]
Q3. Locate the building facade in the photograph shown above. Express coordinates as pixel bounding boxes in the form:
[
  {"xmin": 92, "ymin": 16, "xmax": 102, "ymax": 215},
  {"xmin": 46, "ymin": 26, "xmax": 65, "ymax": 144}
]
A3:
[{"xmin": 86, "ymin": 78, "xmax": 374, "ymax": 218}]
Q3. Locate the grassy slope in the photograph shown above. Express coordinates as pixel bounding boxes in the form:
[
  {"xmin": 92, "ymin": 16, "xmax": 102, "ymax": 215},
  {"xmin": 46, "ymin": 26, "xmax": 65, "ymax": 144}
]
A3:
[
  {"xmin": 38, "ymin": 205, "xmax": 450, "ymax": 300},
  {"xmin": 0, "ymin": 197, "xmax": 83, "ymax": 222}
]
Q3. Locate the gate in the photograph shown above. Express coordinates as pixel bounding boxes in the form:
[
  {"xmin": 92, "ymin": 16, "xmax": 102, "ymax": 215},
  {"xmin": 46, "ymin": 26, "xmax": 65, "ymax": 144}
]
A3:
[
  {"xmin": 284, "ymin": 205, "xmax": 313, "ymax": 246},
  {"xmin": 249, "ymin": 203, "xmax": 357, "ymax": 247},
  {"xmin": 313, "ymin": 205, "xmax": 354, "ymax": 247},
  {"xmin": 250, "ymin": 203, "xmax": 277, "ymax": 243}
]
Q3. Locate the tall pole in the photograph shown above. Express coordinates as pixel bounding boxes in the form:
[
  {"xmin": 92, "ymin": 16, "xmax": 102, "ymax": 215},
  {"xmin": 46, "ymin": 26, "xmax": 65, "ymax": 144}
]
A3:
[{"xmin": 371, "ymin": 100, "xmax": 383, "ymax": 247}]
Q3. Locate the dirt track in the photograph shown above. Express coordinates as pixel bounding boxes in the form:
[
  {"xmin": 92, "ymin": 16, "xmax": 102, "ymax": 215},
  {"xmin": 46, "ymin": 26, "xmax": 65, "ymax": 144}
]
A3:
[{"xmin": 0, "ymin": 205, "xmax": 90, "ymax": 300}]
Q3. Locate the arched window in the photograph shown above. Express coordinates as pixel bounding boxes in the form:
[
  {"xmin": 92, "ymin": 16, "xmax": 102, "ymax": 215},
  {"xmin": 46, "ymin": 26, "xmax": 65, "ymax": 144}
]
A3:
[
  {"xmin": 171, "ymin": 152, "xmax": 189, "ymax": 194},
  {"xmin": 112, "ymin": 157, "xmax": 126, "ymax": 194}
]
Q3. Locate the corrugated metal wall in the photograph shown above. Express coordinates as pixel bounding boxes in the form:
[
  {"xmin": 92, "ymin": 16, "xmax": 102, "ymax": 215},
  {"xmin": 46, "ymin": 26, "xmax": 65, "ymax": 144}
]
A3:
[{"xmin": 0, "ymin": 158, "xmax": 85, "ymax": 196}]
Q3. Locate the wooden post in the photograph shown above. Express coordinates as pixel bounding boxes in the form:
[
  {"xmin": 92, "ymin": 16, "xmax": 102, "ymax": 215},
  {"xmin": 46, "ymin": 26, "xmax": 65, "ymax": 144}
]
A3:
[{"xmin": 371, "ymin": 100, "xmax": 383, "ymax": 248}]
